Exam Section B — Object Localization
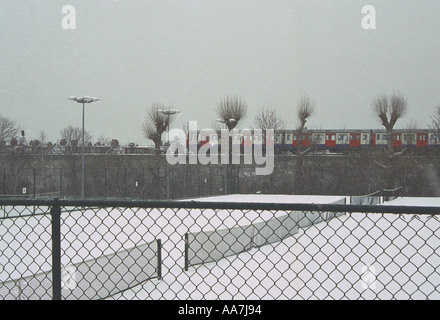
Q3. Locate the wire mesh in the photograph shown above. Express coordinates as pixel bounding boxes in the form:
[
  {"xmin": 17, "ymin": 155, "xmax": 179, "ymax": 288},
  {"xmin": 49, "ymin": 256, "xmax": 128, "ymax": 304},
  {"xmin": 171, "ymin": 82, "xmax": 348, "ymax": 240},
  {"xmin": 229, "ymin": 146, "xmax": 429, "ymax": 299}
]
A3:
[{"xmin": 0, "ymin": 199, "xmax": 439, "ymax": 300}]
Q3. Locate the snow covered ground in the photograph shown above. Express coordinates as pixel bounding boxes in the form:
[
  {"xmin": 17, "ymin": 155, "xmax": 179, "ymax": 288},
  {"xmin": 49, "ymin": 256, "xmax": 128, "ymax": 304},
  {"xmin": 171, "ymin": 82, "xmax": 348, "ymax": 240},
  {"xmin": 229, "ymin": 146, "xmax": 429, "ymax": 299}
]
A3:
[
  {"xmin": 1, "ymin": 195, "xmax": 439, "ymax": 300},
  {"xmin": 382, "ymin": 197, "xmax": 440, "ymax": 207},
  {"xmin": 110, "ymin": 195, "xmax": 440, "ymax": 300}
]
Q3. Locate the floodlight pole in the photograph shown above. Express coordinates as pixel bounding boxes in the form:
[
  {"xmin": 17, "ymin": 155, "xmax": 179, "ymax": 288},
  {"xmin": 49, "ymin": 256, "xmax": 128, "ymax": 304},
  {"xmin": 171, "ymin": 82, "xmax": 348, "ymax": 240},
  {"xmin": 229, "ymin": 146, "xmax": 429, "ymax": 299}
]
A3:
[
  {"xmin": 216, "ymin": 118, "xmax": 236, "ymax": 195},
  {"xmin": 68, "ymin": 96, "xmax": 99, "ymax": 199},
  {"xmin": 81, "ymin": 101, "xmax": 85, "ymax": 199},
  {"xmin": 158, "ymin": 108, "xmax": 180, "ymax": 199}
]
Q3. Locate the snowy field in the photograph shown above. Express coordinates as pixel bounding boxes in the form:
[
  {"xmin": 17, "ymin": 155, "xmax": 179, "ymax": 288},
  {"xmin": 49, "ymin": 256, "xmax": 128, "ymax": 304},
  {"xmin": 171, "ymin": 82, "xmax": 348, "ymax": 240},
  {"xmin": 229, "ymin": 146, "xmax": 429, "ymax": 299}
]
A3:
[
  {"xmin": 1, "ymin": 195, "xmax": 440, "ymax": 300},
  {"xmin": 110, "ymin": 195, "xmax": 440, "ymax": 300}
]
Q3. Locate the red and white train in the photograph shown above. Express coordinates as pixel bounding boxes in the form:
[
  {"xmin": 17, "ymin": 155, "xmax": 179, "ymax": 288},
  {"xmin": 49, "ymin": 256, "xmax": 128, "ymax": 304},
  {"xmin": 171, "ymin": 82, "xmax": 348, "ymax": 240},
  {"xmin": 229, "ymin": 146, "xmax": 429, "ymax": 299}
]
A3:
[{"xmin": 189, "ymin": 129, "xmax": 439, "ymax": 154}]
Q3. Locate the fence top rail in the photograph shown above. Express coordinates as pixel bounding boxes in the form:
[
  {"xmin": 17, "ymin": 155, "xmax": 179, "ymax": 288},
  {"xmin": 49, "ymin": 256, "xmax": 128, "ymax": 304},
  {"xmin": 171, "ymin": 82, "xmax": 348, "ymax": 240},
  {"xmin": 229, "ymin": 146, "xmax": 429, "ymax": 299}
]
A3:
[{"xmin": 1, "ymin": 197, "xmax": 440, "ymax": 215}]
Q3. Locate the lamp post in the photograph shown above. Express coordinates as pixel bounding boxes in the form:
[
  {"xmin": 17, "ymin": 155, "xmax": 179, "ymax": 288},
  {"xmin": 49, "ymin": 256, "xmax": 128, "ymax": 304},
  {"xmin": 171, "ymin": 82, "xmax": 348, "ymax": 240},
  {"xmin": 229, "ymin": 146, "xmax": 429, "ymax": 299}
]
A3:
[
  {"xmin": 216, "ymin": 118, "xmax": 236, "ymax": 130},
  {"xmin": 158, "ymin": 108, "xmax": 180, "ymax": 199},
  {"xmin": 216, "ymin": 118, "xmax": 236, "ymax": 194},
  {"xmin": 68, "ymin": 96, "xmax": 99, "ymax": 199}
]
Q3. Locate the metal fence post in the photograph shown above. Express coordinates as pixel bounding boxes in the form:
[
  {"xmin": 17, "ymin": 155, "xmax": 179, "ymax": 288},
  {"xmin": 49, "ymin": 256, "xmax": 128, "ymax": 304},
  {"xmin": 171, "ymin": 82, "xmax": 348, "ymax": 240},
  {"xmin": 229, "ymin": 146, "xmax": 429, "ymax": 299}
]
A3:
[
  {"xmin": 33, "ymin": 168, "xmax": 36, "ymax": 199},
  {"xmin": 59, "ymin": 168, "xmax": 63, "ymax": 198},
  {"xmin": 184, "ymin": 233, "xmax": 189, "ymax": 271},
  {"xmin": 51, "ymin": 199, "xmax": 62, "ymax": 300},
  {"xmin": 3, "ymin": 168, "xmax": 6, "ymax": 197},
  {"xmin": 157, "ymin": 239, "xmax": 162, "ymax": 280}
]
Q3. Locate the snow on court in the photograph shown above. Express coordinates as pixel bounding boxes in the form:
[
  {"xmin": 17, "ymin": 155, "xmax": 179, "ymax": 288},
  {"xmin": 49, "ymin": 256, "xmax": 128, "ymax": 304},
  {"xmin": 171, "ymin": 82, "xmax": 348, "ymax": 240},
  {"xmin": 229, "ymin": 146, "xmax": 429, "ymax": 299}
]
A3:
[
  {"xmin": 109, "ymin": 195, "xmax": 440, "ymax": 300},
  {"xmin": 2, "ymin": 195, "xmax": 440, "ymax": 299},
  {"xmin": 382, "ymin": 197, "xmax": 440, "ymax": 207}
]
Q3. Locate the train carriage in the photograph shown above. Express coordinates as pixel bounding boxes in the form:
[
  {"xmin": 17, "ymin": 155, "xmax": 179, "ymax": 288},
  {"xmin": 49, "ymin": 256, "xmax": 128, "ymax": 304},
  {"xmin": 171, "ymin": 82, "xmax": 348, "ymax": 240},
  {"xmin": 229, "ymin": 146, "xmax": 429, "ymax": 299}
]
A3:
[{"xmin": 186, "ymin": 127, "xmax": 440, "ymax": 155}]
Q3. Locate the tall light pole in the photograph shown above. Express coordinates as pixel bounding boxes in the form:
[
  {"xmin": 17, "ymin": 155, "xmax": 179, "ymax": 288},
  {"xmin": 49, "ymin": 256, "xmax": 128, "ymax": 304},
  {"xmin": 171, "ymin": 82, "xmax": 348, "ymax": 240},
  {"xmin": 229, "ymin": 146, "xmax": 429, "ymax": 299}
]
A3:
[
  {"xmin": 68, "ymin": 96, "xmax": 99, "ymax": 199},
  {"xmin": 216, "ymin": 118, "xmax": 236, "ymax": 130},
  {"xmin": 158, "ymin": 108, "xmax": 180, "ymax": 199},
  {"xmin": 216, "ymin": 118, "xmax": 236, "ymax": 194}
]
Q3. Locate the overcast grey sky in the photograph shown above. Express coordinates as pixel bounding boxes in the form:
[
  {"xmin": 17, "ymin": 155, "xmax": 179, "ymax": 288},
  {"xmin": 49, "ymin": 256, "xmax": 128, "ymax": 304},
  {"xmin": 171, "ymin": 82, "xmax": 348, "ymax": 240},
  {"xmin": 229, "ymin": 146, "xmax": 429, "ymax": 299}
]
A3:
[{"xmin": 1, "ymin": 0, "xmax": 439, "ymax": 145}]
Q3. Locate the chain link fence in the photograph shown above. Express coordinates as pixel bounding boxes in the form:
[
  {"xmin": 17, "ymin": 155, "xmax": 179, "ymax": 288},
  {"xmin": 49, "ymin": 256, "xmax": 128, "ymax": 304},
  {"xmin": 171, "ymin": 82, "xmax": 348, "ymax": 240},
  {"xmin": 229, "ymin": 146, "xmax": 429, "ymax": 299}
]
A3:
[
  {"xmin": 0, "ymin": 165, "xmax": 240, "ymax": 200},
  {"xmin": 1, "ymin": 198, "xmax": 440, "ymax": 300}
]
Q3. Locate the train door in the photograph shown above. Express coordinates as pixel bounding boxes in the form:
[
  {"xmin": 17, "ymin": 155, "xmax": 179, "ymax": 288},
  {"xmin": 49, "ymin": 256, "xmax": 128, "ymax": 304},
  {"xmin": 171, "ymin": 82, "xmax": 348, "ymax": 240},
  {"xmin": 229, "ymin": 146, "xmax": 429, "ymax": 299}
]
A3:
[
  {"xmin": 417, "ymin": 133, "xmax": 428, "ymax": 147},
  {"xmin": 284, "ymin": 133, "xmax": 293, "ymax": 152},
  {"xmin": 393, "ymin": 133, "xmax": 402, "ymax": 148},
  {"xmin": 350, "ymin": 133, "xmax": 361, "ymax": 147},
  {"xmin": 325, "ymin": 133, "xmax": 336, "ymax": 148},
  {"xmin": 302, "ymin": 134, "xmax": 312, "ymax": 147},
  {"xmin": 291, "ymin": 134, "xmax": 298, "ymax": 147}
]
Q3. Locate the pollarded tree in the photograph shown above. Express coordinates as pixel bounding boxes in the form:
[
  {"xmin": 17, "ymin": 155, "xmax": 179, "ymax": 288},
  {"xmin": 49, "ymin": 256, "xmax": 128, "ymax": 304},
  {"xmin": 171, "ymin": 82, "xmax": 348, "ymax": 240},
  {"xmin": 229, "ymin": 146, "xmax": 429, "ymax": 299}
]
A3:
[
  {"xmin": 372, "ymin": 92, "xmax": 408, "ymax": 154},
  {"xmin": 296, "ymin": 94, "xmax": 316, "ymax": 155},
  {"xmin": 215, "ymin": 96, "xmax": 247, "ymax": 193},
  {"xmin": 293, "ymin": 95, "xmax": 316, "ymax": 194},
  {"xmin": 142, "ymin": 103, "xmax": 176, "ymax": 153},
  {"xmin": 216, "ymin": 95, "xmax": 248, "ymax": 131}
]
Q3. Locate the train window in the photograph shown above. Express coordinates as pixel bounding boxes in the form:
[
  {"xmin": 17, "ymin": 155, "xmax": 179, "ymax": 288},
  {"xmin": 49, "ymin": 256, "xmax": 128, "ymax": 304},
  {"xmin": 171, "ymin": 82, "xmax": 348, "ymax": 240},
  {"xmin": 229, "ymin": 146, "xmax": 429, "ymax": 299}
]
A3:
[
  {"xmin": 362, "ymin": 134, "xmax": 367, "ymax": 140},
  {"xmin": 292, "ymin": 135, "xmax": 297, "ymax": 140}
]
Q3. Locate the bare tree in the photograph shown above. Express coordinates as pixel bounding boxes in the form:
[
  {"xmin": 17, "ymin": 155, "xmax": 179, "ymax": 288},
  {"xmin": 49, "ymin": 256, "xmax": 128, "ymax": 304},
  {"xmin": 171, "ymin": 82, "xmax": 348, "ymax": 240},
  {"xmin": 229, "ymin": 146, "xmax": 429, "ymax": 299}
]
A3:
[
  {"xmin": 96, "ymin": 135, "xmax": 111, "ymax": 146},
  {"xmin": 38, "ymin": 130, "xmax": 47, "ymax": 145},
  {"xmin": 296, "ymin": 95, "xmax": 316, "ymax": 132},
  {"xmin": 254, "ymin": 107, "xmax": 286, "ymax": 132},
  {"xmin": 431, "ymin": 106, "xmax": 440, "ymax": 142},
  {"xmin": 0, "ymin": 115, "xmax": 20, "ymax": 143},
  {"xmin": 60, "ymin": 125, "xmax": 92, "ymax": 147},
  {"xmin": 216, "ymin": 95, "xmax": 248, "ymax": 130},
  {"xmin": 372, "ymin": 92, "xmax": 408, "ymax": 154},
  {"xmin": 142, "ymin": 103, "xmax": 175, "ymax": 153},
  {"xmin": 296, "ymin": 95, "xmax": 316, "ymax": 154}
]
